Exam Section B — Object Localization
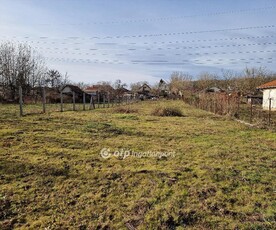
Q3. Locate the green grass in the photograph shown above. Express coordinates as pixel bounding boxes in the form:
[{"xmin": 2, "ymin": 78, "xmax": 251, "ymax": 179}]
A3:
[{"xmin": 0, "ymin": 101, "xmax": 275, "ymax": 229}]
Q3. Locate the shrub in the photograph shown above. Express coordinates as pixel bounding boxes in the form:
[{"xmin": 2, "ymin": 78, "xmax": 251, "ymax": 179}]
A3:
[{"xmin": 152, "ymin": 106, "xmax": 184, "ymax": 117}]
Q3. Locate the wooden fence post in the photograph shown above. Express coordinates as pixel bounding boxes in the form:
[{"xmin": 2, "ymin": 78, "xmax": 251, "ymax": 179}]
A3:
[
  {"xmin": 42, "ymin": 87, "xmax": 46, "ymax": 113},
  {"xmin": 73, "ymin": 91, "xmax": 76, "ymax": 111},
  {"xmin": 227, "ymin": 95, "xmax": 230, "ymax": 114},
  {"xmin": 237, "ymin": 96, "xmax": 240, "ymax": 119},
  {"xmin": 89, "ymin": 95, "xmax": 94, "ymax": 110},
  {"xmin": 83, "ymin": 93, "xmax": 86, "ymax": 111},
  {"xmin": 93, "ymin": 96, "xmax": 95, "ymax": 109},
  {"xmin": 250, "ymin": 99, "xmax": 253, "ymax": 123},
  {"xmin": 97, "ymin": 91, "xmax": 100, "ymax": 108},
  {"xmin": 108, "ymin": 93, "xmax": 110, "ymax": 108},
  {"xmin": 19, "ymin": 86, "xmax": 23, "ymax": 116},
  {"xmin": 213, "ymin": 99, "xmax": 216, "ymax": 114},
  {"xmin": 103, "ymin": 95, "xmax": 106, "ymax": 108},
  {"xmin": 60, "ymin": 92, "xmax": 63, "ymax": 112},
  {"xmin": 268, "ymin": 98, "xmax": 272, "ymax": 126}
]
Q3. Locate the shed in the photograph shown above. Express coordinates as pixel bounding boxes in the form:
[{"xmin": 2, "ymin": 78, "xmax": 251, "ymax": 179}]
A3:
[
  {"xmin": 60, "ymin": 85, "xmax": 84, "ymax": 103},
  {"xmin": 138, "ymin": 83, "xmax": 151, "ymax": 96},
  {"xmin": 257, "ymin": 80, "xmax": 276, "ymax": 110},
  {"xmin": 245, "ymin": 95, "xmax": 263, "ymax": 105},
  {"xmin": 61, "ymin": 85, "xmax": 84, "ymax": 95}
]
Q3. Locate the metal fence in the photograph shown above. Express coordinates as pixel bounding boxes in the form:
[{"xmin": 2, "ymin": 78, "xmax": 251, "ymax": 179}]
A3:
[{"xmin": 183, "ymin": 93, "xmax": 275, "ymax": 129}]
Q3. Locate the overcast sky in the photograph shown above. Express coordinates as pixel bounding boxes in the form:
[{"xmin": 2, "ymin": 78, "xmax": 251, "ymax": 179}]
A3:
[{"xmin": 0, "ymin": 0, "xmax": 275, "ymax": 85}]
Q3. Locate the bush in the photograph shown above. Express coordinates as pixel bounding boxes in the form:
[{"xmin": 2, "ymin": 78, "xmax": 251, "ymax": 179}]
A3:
[{"xmin": 152, "ymin": 106, "xmax": 184, "ymax": 117}]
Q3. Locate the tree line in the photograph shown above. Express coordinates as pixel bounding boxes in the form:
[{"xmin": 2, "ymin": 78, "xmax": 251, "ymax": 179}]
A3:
[
  {"xmin": 168, "ymin": 68, "xmax": 276, "ymax": 96},
  {"xmin": 1, "ymin": 41, "xmax": 276, "ymax": 102},
  {"xmin": 0, "ymin": 42, "xmax": 69, "ymax": 102}
]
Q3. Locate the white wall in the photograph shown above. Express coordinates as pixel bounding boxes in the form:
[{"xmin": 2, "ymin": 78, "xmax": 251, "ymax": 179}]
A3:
[{"xmin": 262, "ymin": 88, "xmax": 276, "ymax": 110}]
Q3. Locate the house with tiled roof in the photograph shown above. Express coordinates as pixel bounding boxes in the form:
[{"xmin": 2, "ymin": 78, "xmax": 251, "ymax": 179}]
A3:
[
  {"xmin": 84, "ymin": 85, "xmax": 100, "ymax": 96},
  {"xmin": 158, "ymin": 79, "xmax": 170, "ymax": 97},
  {"xmin": 257, "ymin": 80, "xmax": 276, "ymax": 110},
  {"xmin": 138, "ymin": 83, "xmax": 151, "ymax": 96}
]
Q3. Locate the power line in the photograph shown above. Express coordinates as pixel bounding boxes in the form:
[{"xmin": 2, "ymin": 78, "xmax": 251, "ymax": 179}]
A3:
[
  {"xmin": 42, "ymin": 49, "xmax": 276, "ymax": 57},
  {"xmin": 134, "ymin": 35, "xmax": 275, "ymax": 46},
  {"xmin": 32, "ymin": 6, "xmax": 276, "ymax": 26},
  {"xmin": 1, "ymin": 25, "xmax": 274, "ymax": 40},
  {"xmin": 44, "ymin": 56, "xmax": 273, "ymax": 65},
  {"xmin": 132, "ymin": 57, "xmax": 273, "ymax": 64},
  {"xmin": 9, "ymin": 35, "xmax": 274, "ymax": 46},
  {"xmin": 185, "ymin": 50, "xmax": 276, "ymax": 56},
  {"xmin": 32, "ymin": 42, "xmax": 276, "ymax": 52}
]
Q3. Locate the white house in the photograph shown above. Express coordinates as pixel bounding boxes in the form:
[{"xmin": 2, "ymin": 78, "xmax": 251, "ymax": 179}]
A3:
[{"xmin": 257, "ymin": 80, "xmax": 276, "ymax": 111}]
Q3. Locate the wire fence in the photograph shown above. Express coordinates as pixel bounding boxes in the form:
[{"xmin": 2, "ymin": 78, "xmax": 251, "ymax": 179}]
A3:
[
  {"xmin": 15, "ymin": 86, "xmax": 139, "ymax": 117},
  {"xmin": 183, "ymin": 92, "xmax": 275, "ymax": 129},
  {"xmin": 3, "ymin": 87, "xmax": 275, "ymax": 130}
]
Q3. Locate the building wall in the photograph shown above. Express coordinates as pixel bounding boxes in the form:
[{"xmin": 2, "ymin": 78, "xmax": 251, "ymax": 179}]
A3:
[
  {"xmin": 263, "ymin": 88, "xmax": 276, "ymax": 110},
  {"xmin": 62, "ymin": 86, "xmax": 72, "ymax": 94}
]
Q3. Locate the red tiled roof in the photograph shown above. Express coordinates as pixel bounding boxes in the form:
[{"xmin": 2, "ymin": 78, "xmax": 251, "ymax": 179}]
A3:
[
  {"xmin": 257, "ymin": 80, "xmax": 276, "ymax": 89},
  {"xmin": 85, "ymin": 86, "xmax": 99, "ymax": 91},
  {"xmin": 84, "ymin": 85, "xmax": 114, "ymax": 92}
]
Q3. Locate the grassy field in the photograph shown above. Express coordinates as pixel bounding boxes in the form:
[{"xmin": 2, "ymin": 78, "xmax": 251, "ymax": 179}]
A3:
[{"xmin": 0, "ymin": 100, "xmax": 275, "ymax": 229}]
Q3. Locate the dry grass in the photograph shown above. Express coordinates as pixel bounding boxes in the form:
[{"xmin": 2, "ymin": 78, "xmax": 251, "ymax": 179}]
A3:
[
  {"xmin": 0, "ymin": 100, "xmax": 275, "ymax": 229},
  {"xmin": 113, "ymin": 106, "xmax": 138, "ymax": 114}
]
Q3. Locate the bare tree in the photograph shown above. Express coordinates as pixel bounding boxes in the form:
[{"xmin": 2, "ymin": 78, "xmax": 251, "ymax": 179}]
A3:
[
  {"xmin": 113, "ymin": 79, "xmax": 127, "ymax": 90},
  {"xmin": 45, "ymin": 69, "xmax": 62, "ymax": 88},
  {"xmin": 169, "ymin": 71, "xmax": 193, "ymax": 94},
  {"xmin": 194, "ymin": 72, "xmax": 218, "ymax": 91},
  {"xmin": 0, "ymin": 42, "xmax": 47, "ymax": 101},
  {"xmin": 43, "ymin": 69, "xmax": 70, "ymax": 89}
]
